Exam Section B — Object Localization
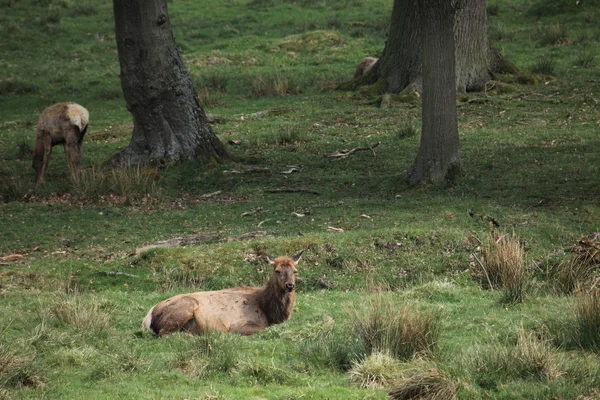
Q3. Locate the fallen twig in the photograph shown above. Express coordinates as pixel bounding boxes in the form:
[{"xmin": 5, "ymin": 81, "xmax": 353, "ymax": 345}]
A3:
[
  {"xmin": 323, "ymin": 141, "xmax": 381, "ymax": 160},
  {"xmin": 135, "ymin": 231, "xmax": 267, "ymax": 254},
  {"xmin": 264, "ymin": 188, "xmax": 320, "ymax": 195}
]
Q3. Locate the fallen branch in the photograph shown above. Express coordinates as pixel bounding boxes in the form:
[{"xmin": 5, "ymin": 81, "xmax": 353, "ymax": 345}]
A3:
[
  {"xmin": 323, "ymin": 141, "xmax": 381, "ymax": 160},
  {"xmin": 264, "ymin": 188, "xmax": 320, "ymax": 195},
  {"xmin": 135, "ymin": 231, "xmax": 267, "ymax": 254}
]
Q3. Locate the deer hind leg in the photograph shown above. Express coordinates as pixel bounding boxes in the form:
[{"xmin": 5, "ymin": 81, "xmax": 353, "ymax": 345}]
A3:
[
  {"xmin": 33, "ymin": 130, "xmax": 53, "ymax": 183},
  {"xmin": 152, "ymin": 296, "xmax": 199, "ymax": 337},
  {"xmin": 64, "ymin": 126, "xmax": 82, "ymax": 181}
]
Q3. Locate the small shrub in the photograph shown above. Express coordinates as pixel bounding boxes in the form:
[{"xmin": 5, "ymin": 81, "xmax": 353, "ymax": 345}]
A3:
[
  {"xmin": 537, "ymin": 23, "xmax": 570, "ymax": 46},
  {"xmin": 575, "ymin": 289, "xmax": 600, "ymax": 352},
  {"xmin": 350, "ymin": 295, "xmax": 441, "ymax": 360},
  {"xmin": 530, "ymin": 54, "xmax": 556, "ymax": 75},
  {"xmin": 389, "ymin": 369, "xmax": 459, "ymax": 400},
  {"xmin": 349, "ymin": 351, "xmax": 401, "ymax": 389}
]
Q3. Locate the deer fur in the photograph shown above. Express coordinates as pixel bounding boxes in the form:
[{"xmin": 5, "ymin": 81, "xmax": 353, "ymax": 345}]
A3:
[
  {"xmin": 354, "ymin": 57, "xmax": 378, "ymax": 79},
  {"xmin": 142, "ymin": 251, "xmax": 303, "ymax": 337},
  {"xmin": 32, "ymin": 102, "xmax": 90, "ymax": 183}
]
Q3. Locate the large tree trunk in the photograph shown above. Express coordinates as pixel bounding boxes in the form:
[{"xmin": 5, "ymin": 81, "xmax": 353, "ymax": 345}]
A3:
[
  {"xmin": 376, "ymin": 0, "xmax": 493, "ymax": 94},
  {"xmin": 112, "ymin": 0, "xmax": 228, "ymax": 166},
  {"xmin": 406, "ymin": 0, "xmax": 462, "ymax": 185}
]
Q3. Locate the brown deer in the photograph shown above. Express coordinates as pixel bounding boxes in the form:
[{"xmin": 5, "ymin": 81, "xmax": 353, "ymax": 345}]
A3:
[
  {"xmin": 354, "ymin": 57, "xmax": 378, "ymax": 79},
  {"xmin": 32, "ymin": 102, "xmax": 90, "ymax": 183},
  {"xmin": 142, "ymin": 251, "xmax": 303, "ymax": 337}
]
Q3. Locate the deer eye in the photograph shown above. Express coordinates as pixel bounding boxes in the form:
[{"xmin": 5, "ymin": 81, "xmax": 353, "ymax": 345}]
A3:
[
  {"xmin": 275, "ymin": 270, "xmax": 281, "ymax": 274},
  {"xmin": 293, "ymin": 271, "xmax": 298, "ymax": 274}
]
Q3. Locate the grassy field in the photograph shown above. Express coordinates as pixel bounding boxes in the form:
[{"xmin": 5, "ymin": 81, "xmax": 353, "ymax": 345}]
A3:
[{"xmin": 1, "ymin": 0, "xmax": 599, "ymax": 398}]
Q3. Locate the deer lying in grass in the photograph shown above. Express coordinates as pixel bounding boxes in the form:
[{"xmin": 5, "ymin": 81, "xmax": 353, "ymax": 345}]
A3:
[
  {"xmin": 32, "ymin": 102, "xmax": 90, "ymax": 183},
  {"xmin": 142, "ymin": 251, "xmax": 303, "ymax": 337},
  {"xmin": 354, "ymin": 57, "xmax": 378, "ymax": 79}
]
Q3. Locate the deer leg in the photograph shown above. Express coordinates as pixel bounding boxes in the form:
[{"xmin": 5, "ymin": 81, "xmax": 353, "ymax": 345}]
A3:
[
  {"xmin": 33, "ymin": 131, "xmax": 53, "ymax": 183},
  {"xmin": 64, "ymin": 127, "xmax": 82, "ymax": 181}
]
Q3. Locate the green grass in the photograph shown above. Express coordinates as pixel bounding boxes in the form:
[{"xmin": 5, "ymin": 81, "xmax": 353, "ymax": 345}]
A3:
[{"xmin": 1, "ymin": 0, "xmax": 600, "ymax": 398}]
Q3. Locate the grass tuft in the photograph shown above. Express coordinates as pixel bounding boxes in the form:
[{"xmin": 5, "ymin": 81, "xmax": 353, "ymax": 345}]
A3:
[
  {"xmin": 0, "ymin": 344, "xmax": 42, "ymax": 390},
  {"xmin": 349, "ymin": 351, "xmax": 401, "ymax": 389},
  {"xmin": 575, "ymin": 289, "xmax": 600, "ymax": 352},
  {"xmin": 537, "ymin": 23, "xmax": 570, "ymax": 46},
  {"xmin": 475, "ymin": 232, "xmax": 527, "ymax": 303},
  {"xmin": 468, "ymin": 326, "xmax": 562, "ymax": 384},
  {"xmin": 350, "ymin": 295, "xmax": 441, "ymax": 360},
  {"xmin": 72, "ymin": 165, "xmax": 160, "ymax": 203},
  {"xmin": 530, "ymin": 54, "xmax": 557, "ymax": 75},
  {"xmin": 50, "ymin": 296, "xmax": 114, "ymax": 337},
  {"xmin": 397, "ymin": 121, "xmax": 418, "ymax": 138},
  {"xmin": 388, "ymin": 368, "xmax": 459, "ymax": 400}
]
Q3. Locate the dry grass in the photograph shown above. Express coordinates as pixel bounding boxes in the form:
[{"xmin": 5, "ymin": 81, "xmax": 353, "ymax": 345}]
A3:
[
  {"xmin": 350, "ymin": 295, "xmax": 441, "ymax": 360},
  {"xmin": 348, "ymin": 351, "xmax": 401, "ymax": 389},
  {"xmin": 575, "ymin": 288, "xmax": 600, "ymax": 352},
  {"xmin": 476, "ymin": 232, "xmax": 527, "ymax": 303},
  {"xmin": 468, "ymin": 326, "xmax": 562, "ymax": 382},
  {"xmin": 549, "ymin": 255, "xmax": 597, "ymax": 295},
  {"xmin": 72, "ymin": 164, "xmax": 160, "ymax": 202},
  {"xmin": 50, "ymin": 296, "xmax": 114, "ymax": 337},
  {"xmin": 388, "ymin": 369, "xmax": 459, "ymax": 400},
  {"xmin": 0, "ymin": 344, "xmax": 43, "ymax": 390}
]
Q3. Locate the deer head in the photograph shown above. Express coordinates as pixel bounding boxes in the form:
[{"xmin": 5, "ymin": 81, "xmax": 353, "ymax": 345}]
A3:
[{"xmin": 266, "ymin": 250, "xmax": 303, "ymax": 293}]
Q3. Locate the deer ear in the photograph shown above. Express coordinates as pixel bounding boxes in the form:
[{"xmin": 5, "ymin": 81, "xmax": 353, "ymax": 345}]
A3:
[
  {"xmin": 292, "ymin": 250, "xmax": 304, "ymax": 263},
  {"xmin": 266, "ymin": 254, "xmax": 276, "ymax": 265}
]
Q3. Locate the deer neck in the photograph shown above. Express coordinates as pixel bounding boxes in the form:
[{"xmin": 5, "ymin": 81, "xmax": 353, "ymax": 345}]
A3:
[{"xmin": 259, "ymin": 277, "xmax": 295, "ymax": 325}]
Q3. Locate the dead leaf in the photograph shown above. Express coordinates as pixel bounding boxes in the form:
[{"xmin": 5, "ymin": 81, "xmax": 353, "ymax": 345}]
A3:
[{"xmin": 327, "ymin": 226, "xmax": 344, "ymax": 233}]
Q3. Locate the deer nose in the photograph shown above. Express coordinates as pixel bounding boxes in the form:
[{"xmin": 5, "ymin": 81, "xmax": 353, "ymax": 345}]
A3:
[{"xmin": 285, "ymin": 283, "xmax": 295, "ymax": 292}]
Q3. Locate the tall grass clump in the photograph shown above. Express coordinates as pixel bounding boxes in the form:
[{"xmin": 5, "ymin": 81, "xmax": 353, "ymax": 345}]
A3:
[
  {"xmin": 468, "ymin": 326, "xmax": 561, "ymax": 385},
  {"xmin": 349, "ymin": 351, "xmax": 401, "ymax": 389},
  {"xmin": 475, "ymin": 232, "xmax": 527, "ymax": 304},
  {"xmin": 536, "ymin": 23, "xmax": 570, "ymax": 46},
  {"xmin": 350, "ymin": 295, "xmax": 441, "ymax": 360},
  {"xmin": 249, "ymin": 73, "xmax": 300, "ymax": 98},
  {"xmin": 530, "ymin": 54, "xmax": 557, "ymax": 75},
  {"xmin": 72, "ymin": 165, "xmax": 160, "ymax": 203},
  {"xmin": 544, "ymin": 255, "xmax": 596, "ymax": 295},
  {"xmin": 574, "ymin": 289, "xmax": 600, "ymax": 352},
  {"xmin": 397, "ymin": 121, "xmax": 418, "ymax": 138},
  {"xmin": 388, "ymin": 368, "xmax": 459, "ymax": 400},
  {"xmin": 0, "ymin": 344, "xmax": 42, "ymax": 390},
  {"xmin": 50, "ymin": 296, "xmax": 114, "ymax": 337},
  {"xmin": 169, "ymin": 332, "xmax": 239, "ymax": 378},
  {"xmin": 575, "ymin": 48, "xmax": 596, "ymax": 68}
]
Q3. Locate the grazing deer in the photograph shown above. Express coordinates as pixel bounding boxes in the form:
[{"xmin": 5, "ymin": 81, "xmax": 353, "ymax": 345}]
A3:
[
  {"xmin": 142, "ymin": 251, "xmax": 304, "ymax": 337},
  {"xmin": 32, "ymin": 102, "xmax": 90, "ymax": 183},
  {"xmin": 354, "ymin": 57, "xmax": 378, "ymax": 79}
]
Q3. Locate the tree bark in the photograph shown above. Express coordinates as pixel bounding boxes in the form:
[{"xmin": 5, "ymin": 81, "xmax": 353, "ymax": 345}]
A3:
[
  {"xmin": 112, "ymin": 0, "xmax": 228, "ymax": 167},
  {"xmin": 406, "ymin": 0, "xmax": 462, "ymax": 185},
  {"xmin": 376, "ymin": 0, "xmax": 495, "ymax": 94}
]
